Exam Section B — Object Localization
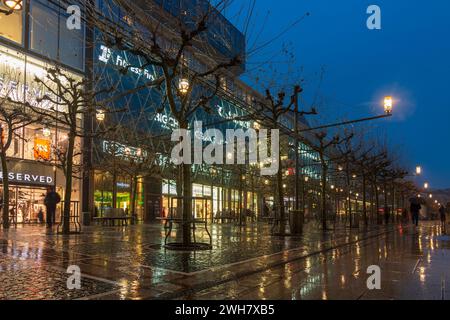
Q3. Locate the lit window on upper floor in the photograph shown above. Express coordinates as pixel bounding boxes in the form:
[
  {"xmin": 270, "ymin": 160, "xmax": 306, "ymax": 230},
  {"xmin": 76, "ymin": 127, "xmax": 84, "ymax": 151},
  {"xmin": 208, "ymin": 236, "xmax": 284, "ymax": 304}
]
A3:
[
  {"xmin": 0, "ymin": 0, "xmax": 24, "ymax": 45},
  {"xmin": 29, "ymin": 0, "xmax": 85, "ymax": 71}
]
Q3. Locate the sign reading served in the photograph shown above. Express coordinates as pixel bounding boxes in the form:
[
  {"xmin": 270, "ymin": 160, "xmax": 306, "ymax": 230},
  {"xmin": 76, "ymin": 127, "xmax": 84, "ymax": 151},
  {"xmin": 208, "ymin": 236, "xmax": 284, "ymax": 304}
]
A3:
[{"xmin": 0, "ymin": 160, "xmax": 55, "ymax": 187}]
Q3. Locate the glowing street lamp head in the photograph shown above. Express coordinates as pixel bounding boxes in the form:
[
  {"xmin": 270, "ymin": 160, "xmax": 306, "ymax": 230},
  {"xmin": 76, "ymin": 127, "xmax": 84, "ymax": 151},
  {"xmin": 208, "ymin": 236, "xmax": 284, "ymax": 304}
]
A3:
[
  {"xmin": 384, "ymin": 96, "xmax": 393, "ymax": 114},
  {"xmin": 416, "ymin": 166, "xmax": 422, "ymax": 175},
  {"xmin": 42, "ymin": 127, "xmax": 51, "ymax": 137},
  {"xmin": 178, "ymin": 78, "xmax": 190, "ymax": 95},
  {"xmin": 3, "ymin": 0, "xmax": 22, "ymax": 10},
  {"xmin": 424, "ymin": 182, "xmax": 429, "ymax": 189},
  {"xmin": 96, "ymin": 109, "xmax": 105, "ymax": 121}
]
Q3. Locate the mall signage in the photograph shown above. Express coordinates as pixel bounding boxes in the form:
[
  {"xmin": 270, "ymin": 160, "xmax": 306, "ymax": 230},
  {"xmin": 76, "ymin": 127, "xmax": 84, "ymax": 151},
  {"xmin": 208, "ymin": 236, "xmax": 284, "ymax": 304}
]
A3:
[
  {"xmin": 98, "ymin": 45, "xmax": 157, "ymax": 82},
  {"xmin": 0, "ymin": 171, "xmax": 53, "ymax": 186},
  {"xmin": 0, "ymin": 160, "xmax": 55, "ymax": 187}
]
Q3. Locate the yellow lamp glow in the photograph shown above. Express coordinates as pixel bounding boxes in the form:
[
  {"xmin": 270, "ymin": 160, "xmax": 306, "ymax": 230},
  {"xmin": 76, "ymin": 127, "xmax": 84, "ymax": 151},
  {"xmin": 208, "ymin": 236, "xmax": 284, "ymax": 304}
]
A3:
[
  {"xmin": 178, "ymin": 78, "xmax": 190, "ymax": 95},
  {"xmin": 3, "ymin": 0, "xmax": 22, "ymax": 10},
  {"xmin": 42, "ymin": 127, "xmax": 51, "ymax": 137},
  {"xmin": 416, "ymin": 166, "xmax": 422, "ymax": 175},
  {"xmin": 384, "ymin": 96, "xmax": 393, "ymax": 114},
  {"xmin": 96, "ymin": 109, "xmax": 105, "ymax": 121}
]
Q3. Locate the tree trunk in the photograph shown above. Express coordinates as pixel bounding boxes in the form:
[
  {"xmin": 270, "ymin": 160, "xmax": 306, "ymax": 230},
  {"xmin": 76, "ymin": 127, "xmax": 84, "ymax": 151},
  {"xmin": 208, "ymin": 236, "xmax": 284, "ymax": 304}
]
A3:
[
  {"xmin": 370, "ymin": 184, "xmax": 375, "ymax": 223},
  {"xmin": 1, "ymin": 149, "xmax": 9, "ymax": 229},
  {"xmin": 383, "ymin": 179, "xmax": 388, "ymax": 225},
  {"xmin": 346, "ymin": 170, "xmax": 352, "ymax": 228},
  {"xmin": 362, "ymin": 174, "xmax": 368, "ymax": 226},
  {"xmin": 130, "ymin": 176, "xmax": 138, "ymax": 222},
  {"xmin": 62, "ymin": 131, "xmax": 76, "ymax": 234},
  {"xmin": 321, "ymin": 163, "xmax": 328, "ymax": 231},
  {"xmin": 112, "ymin": 171, "xmax": 117, "ymax": 209},
  {"xmin": 277, "ymin": 151, "xmax": 285, "ymax": 235},
  {"xmin": 182, "ymin": 162, "xmax": 192, "ymax": 245}
]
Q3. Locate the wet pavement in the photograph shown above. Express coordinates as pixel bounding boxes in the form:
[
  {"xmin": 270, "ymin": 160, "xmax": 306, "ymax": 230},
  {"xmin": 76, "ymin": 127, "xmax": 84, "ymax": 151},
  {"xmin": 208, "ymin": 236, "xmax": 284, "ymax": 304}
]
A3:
[{"xmin": 0, "ymin": 221, "xmax": 449, "ymax": 300}]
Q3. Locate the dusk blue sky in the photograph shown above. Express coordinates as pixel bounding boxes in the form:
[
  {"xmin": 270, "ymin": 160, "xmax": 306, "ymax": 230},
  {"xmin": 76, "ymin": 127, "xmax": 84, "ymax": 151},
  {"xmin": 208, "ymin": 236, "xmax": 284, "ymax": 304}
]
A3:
[{"xmin": 223, "ymin": 0, "xmax": 450, "ymax": 189}]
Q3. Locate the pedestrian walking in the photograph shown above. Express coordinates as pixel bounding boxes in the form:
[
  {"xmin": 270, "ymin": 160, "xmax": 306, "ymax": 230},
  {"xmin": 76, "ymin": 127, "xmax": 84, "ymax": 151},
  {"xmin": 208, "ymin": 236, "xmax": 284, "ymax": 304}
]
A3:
[
  {"xmin": 37, "ymin": 207, "xmax": 44, "ymax": 224},
  {"xmin": 410, "ymin": 199, "xmax": 421, "ymax": 227},
  {"xmin": 44, "ymin": 187, "xmax": 61, "ymax": 228},
  {"xmin": 439, "ymin": 204, "xmax": 446, "ymax": 228}
]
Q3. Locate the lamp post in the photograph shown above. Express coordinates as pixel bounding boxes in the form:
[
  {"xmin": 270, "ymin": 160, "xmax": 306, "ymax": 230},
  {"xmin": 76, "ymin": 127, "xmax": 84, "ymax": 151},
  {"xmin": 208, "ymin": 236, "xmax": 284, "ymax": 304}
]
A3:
[{"xmin": 298, "ymin": 96, "xmax": 393, "ymax": 134}]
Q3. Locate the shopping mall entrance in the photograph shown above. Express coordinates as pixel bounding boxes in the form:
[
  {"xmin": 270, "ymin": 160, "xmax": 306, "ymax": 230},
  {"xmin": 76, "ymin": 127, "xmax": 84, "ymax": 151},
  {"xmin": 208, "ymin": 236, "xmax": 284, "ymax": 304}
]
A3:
[
  {"xmin": 0, "ymin": 160, "xmax": 76, "ymax": 226},
  {"xmin": 7, "ymin": 186, "xmax": 47, "ymax": 224}
]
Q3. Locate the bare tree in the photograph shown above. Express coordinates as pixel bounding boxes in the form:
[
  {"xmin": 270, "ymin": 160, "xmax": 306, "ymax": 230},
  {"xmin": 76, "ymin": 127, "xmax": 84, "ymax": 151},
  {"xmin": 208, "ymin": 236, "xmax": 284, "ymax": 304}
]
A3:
[
  {"xmin": 25, "ymin": 66, "xmax": 119, "ymax": 234},
  {"xmin": 314, "ymin": 130, "xmax": 353, "ymax": 231},
  {"xmin": 100, "ymin": 126, "xmax": 162, "ymax": 222},
  {"xmin": 0, "ymin": 95, "xmax": 40, "ymax": 229},
  {"xmin": 90, "ymin": 0, "xmax": 249, "ymax": 247}
]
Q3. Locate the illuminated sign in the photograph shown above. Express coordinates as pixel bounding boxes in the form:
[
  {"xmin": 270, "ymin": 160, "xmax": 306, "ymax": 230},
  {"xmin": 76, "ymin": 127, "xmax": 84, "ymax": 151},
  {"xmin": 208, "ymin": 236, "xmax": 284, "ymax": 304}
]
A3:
[
  {"xmin": 102, "ymin": 140, "xmax": 148, "ymax": 159},
  {"xmin": 98, "ymin": 45, "xmax": 157, "ymax": 82},
  {"xmin": 34, "ymin": 138, "xmax": 51, "ymax": 161},
  {"xmin": 0, "ymin": 172, "xmax": 53, "ymax": 185},
  {"xmin": 217, "ymin": 103, "xmax": 250, "ymax": 129},
  {"xmin": 154, "ymin": 113, "xmax": 179, "ymax": 130},
  {"xmin": 0, "ymin": 160, "xmax": 55, "ymax": 187}
]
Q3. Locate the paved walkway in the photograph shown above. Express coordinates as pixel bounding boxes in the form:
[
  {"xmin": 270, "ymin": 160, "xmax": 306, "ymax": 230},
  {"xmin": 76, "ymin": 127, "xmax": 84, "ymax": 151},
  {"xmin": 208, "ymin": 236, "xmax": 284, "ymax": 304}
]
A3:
[{"xmin": 0, "ymin": 221, "xmax": 448, "ymax": 300}]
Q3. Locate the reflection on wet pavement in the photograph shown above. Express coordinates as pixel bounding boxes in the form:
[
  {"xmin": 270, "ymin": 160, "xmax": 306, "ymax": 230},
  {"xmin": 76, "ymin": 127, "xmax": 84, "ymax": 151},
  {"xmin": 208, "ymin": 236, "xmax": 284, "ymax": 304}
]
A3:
[{"xmin": 0, "ymin": 221, "xmax": 449, "ymax": 300}]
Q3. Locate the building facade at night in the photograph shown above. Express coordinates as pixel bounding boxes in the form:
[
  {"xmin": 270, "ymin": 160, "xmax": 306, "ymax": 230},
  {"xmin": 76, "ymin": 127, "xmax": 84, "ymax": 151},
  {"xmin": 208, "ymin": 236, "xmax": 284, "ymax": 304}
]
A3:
[
  {"xmin": 0, "ymin": 0, "xmax": 84, "ymax": 223},
  {"xmin": 0, "ymin": 0, "xmax": 324, "ymax": 226}
]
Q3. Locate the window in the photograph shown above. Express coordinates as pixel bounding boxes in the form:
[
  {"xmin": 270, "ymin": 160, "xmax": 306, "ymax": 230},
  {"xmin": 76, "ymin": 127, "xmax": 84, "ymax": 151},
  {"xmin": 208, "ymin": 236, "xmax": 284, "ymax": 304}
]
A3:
[
  {"xmin": 0, "ymin": 2, "xmax": 24, "ymax": 44},
  {"xmin": 30, "ymin": 0, "xmax": 85, "ymax": 70}
]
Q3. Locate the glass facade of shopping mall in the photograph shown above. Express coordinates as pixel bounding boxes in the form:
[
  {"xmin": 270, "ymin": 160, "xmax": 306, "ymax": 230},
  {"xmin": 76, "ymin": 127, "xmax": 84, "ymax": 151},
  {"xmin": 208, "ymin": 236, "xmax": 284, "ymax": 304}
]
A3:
[{"xmin": 0, "ymin": 0, "xmax": 324, "ymax": 225}]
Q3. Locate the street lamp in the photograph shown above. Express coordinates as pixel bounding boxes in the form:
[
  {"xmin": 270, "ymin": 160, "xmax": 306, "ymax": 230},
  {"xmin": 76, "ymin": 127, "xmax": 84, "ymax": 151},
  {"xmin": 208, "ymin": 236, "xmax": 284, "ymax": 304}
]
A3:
[
  {"xmin": 96, "ymin": 109, "xmax": 105, "ymax": 121},
  {"xmin": 178, "ymin": 78, "xmax": 190, "ymax": 95},
  {"xmin": 42, "ymin": 127, "xmax": 51, "ymax": 137},
  {"xmin": 384, "ymin": 96, "xmax": 393, "ymax": 114},
  {"xmin": 3, "ymin": 0, "xmax": 22, "ymax": 10},
  {"xmin": 416, "ymin": 166, "xmax": 422, "ymax": 175},
  {"xmin": 424, "ymin": 182, "xmax": 429, "ymax": 189}
]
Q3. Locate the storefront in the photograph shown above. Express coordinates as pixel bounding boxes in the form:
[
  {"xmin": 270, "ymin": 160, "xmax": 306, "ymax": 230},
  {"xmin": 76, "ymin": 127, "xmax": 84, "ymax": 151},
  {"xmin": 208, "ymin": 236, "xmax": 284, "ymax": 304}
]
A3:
[
  {"xmin": 0, "ymin": 43, "xmax": 83, "ymax": 225},
  {"xmin": 93, "ymin": 170, "xmax": 144, "ymax": 220},
  {"xmin": 0, "ymin": 160, "xmax": 72, "ymax": 224},
  {"xmin": 161, "ymin": 179, "xmax": 259, "ymax": 221}
]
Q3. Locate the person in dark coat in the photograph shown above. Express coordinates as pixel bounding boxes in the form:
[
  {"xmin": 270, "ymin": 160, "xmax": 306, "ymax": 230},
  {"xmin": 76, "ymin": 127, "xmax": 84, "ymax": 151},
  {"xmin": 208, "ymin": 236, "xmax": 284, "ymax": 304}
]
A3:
[
  {"xmin": 37, "ymin": 207, "xmax": 44, "ymax": 224},
  {"xmin": 410, "ymin": 200, "xmax": 421, "ymax": 227},
  {"xmin": 439, "ymin": 205, "xmax": 446, "ymax": 227},
  {"xmin": 44, "ymin": 187, "xmax": 61, "ymax": 228}
]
